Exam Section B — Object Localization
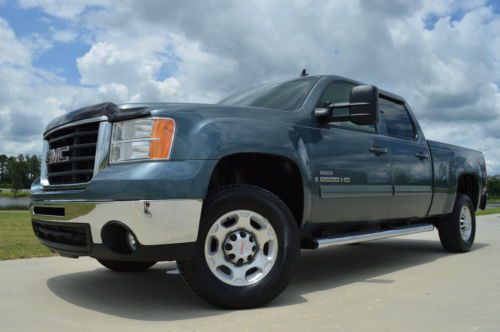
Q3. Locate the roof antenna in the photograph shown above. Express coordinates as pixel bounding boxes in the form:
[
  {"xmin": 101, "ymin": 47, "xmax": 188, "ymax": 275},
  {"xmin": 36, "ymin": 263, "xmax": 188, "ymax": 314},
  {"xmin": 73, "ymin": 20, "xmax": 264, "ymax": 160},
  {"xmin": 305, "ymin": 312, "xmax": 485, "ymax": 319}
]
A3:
[{"xmin": 300, "ymin": 68, "xmax": 309, "ymax": 77}]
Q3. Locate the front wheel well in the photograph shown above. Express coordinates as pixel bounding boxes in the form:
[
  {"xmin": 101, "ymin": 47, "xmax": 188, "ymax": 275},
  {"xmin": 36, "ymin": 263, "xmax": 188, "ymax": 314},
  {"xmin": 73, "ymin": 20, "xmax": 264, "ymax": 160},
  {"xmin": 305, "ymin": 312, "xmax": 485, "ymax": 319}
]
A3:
[{"xmin": 206, "ymin": 153, "xmax": 304, "ymax": 227}]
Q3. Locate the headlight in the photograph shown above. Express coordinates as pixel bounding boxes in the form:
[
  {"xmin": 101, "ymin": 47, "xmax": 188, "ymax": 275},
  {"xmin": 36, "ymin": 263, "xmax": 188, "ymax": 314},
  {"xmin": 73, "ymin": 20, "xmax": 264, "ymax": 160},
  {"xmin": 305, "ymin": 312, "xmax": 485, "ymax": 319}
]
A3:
[{"xmin": 110, "ymin": 118, "xmax": 175, "ymax": 163}]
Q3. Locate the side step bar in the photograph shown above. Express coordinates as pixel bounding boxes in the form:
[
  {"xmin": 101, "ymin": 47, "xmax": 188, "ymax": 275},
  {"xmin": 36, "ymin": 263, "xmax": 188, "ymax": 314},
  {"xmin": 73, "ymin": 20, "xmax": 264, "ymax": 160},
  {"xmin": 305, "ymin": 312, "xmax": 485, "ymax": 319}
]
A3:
[{"xmin": 309, "ymin": 224, "xmax": 434, "ymax": 249}]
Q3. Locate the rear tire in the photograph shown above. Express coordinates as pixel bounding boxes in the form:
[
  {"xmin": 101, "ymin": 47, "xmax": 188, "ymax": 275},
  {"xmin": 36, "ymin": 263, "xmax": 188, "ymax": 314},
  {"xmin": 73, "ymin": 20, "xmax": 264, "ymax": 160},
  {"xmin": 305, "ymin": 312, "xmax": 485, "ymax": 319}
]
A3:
[
  {"xmin": 97, "ymin": 260, "xmax": 156, "ymax": 272},
  {"xmin": 438, "ymin": 193, "xmax": 476, "ymax": 253},
  {"xmin": 178, "ymin": 184, "xmax": 300, "ymax": 309}
]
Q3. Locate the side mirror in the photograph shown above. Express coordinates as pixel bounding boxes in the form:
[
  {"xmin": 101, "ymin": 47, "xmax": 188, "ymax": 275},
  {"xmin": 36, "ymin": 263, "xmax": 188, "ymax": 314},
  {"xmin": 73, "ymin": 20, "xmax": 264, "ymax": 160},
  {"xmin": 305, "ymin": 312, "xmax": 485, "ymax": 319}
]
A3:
[{"xmin": 314, "ymin": 85, "xmax": 379, "ymax": 125}]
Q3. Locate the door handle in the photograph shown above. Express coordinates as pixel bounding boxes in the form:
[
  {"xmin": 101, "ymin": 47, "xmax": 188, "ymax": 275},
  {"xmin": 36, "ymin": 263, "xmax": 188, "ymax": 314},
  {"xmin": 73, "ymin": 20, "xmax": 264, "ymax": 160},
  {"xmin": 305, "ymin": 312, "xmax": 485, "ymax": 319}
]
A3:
[
  {"xmin": 369, "ymin": 147, "xmax": 388, "ymax": 155},
  {"xmin": 415, "ymin": 152, "xmax": 429, "ymax": 160}
]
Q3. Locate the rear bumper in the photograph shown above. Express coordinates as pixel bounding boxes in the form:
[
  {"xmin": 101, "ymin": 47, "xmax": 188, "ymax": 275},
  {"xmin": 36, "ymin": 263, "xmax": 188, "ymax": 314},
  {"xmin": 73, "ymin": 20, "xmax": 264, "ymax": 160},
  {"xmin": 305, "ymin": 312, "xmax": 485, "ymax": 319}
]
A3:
[{"xmin": 30, "ymin": 199, "xmax": 202, "ymax": 261}]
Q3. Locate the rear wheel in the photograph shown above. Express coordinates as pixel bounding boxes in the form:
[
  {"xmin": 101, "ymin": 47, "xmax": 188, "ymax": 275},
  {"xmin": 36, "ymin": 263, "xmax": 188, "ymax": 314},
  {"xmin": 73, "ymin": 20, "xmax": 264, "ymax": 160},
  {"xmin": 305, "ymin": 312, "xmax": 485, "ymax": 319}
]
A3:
[
  {"xmin": 178, "ymin": 185, "xmax": 300, "ymax": 309},
  {"xmin": 97, "ymin": 260, "xmax": 156, "ymax": 272},
  {"xmin": 438, "ymin": 193, "xmax": 476, "ymax": 252}
]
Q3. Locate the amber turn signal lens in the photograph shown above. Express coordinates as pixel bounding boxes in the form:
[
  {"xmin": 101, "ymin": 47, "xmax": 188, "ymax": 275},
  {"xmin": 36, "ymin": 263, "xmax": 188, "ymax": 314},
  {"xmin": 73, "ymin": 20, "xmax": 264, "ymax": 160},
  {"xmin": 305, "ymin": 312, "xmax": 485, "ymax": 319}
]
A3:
[{"xmin": 150, "ymin": 118, "xmax": 175, "ymax": 159}]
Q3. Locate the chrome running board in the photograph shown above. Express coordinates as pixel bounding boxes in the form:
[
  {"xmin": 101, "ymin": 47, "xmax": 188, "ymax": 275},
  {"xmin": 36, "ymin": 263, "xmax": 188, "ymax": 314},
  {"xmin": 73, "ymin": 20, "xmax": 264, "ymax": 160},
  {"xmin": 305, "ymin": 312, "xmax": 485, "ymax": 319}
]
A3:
[{"xmin": 312, "ymin": 224, "xmax": 434, "ymax": 249}]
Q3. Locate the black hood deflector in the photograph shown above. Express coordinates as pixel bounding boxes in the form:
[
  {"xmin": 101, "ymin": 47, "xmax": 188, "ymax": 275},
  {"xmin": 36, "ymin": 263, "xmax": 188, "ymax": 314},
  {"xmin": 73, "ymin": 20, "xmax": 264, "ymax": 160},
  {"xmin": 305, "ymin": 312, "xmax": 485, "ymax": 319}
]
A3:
[{"xmin": 44, "ymin": 102, "xmax": 151, "ymax": 134}]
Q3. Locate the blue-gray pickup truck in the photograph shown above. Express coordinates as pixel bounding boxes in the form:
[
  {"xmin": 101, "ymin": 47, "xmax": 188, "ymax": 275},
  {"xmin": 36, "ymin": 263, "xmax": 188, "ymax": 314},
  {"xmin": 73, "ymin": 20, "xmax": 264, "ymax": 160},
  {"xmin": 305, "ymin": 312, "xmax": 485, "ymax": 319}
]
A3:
[{"xmin": 31, "ymin": 74, "xmax": 487, "ymax": 308}]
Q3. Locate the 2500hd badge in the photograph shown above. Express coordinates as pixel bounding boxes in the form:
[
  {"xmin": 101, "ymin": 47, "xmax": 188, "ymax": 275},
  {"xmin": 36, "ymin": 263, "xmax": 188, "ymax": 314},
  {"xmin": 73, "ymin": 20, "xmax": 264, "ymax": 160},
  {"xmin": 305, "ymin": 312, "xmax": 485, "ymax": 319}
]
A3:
[{"xmin": 31, "ymin": 74, "xmax": 487, "ymax": 309}]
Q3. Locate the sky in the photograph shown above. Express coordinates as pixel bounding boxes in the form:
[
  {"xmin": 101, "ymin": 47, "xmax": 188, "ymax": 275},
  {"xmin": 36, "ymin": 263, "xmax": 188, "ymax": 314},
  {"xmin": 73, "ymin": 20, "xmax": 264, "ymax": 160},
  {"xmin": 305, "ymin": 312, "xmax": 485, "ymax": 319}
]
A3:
[{"xmin": 0, "ymin": 0, "xmax": 500, "ymax": 173}]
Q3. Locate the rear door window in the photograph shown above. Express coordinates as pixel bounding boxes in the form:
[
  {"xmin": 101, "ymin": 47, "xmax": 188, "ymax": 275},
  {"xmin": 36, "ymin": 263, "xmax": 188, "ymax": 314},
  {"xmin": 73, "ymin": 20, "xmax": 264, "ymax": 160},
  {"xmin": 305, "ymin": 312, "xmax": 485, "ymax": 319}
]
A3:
[{"xmin": 379, "ymin": 98, "xmax": 415, "ymax": 139}]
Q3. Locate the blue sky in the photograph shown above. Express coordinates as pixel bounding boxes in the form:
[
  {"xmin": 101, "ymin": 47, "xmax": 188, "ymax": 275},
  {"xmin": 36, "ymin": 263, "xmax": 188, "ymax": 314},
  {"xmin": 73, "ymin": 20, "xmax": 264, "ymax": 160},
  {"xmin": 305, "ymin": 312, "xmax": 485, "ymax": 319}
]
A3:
[
  {"xmin": 1, "ymin": 0, "xmax": 500, "ymax": 173},
  {"xmin": 1, "ymin": 1, "xmax": 90, "ymax": 84}
]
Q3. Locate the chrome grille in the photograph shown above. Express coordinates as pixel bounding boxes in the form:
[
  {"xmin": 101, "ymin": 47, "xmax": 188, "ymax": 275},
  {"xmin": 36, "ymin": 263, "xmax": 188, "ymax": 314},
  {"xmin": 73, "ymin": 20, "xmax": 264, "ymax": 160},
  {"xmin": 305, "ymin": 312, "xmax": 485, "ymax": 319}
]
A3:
[{"xmin": 45, "ymin": 121, "xmax": 99, "ymax": 185}]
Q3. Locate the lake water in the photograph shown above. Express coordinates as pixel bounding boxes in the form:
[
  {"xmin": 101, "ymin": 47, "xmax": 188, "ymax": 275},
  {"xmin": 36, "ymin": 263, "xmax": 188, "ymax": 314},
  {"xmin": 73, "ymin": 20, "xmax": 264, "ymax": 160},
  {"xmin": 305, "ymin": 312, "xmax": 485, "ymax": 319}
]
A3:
[{"xmin": 0, "ymin": 197, "xmax": 30, "ymax": 210}]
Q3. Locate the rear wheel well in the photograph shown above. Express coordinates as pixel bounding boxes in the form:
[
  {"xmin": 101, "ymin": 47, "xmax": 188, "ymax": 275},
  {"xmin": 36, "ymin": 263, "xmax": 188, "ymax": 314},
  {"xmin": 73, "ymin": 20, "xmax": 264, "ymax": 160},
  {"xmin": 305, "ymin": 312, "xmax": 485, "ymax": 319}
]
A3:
[
  {"xmin": 457, "ymin": 174, "xmax": 479, "ymax": 210},
  {"xmin": 207, "ymin": 153, "xmax": 304, "ymax": 227}
]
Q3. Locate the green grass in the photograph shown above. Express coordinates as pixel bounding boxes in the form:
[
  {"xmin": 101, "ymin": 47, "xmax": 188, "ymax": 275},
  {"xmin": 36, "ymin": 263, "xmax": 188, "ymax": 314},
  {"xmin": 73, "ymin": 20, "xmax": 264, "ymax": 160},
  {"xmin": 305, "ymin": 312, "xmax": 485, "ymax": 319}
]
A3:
[
  {"xmin": 0, "ymin": 188, "xmax": 30, "ymax": 197},
  {"xmin": 477, "ymin": 207, "xmax": 500, "ymax": 216},
  {"xmin": 0, "ymin": 210, "xmax": 53, "ymax": 260},
  {"xmin": 488, "ymin": 195, "xmax": 500, "ymax": 203}
]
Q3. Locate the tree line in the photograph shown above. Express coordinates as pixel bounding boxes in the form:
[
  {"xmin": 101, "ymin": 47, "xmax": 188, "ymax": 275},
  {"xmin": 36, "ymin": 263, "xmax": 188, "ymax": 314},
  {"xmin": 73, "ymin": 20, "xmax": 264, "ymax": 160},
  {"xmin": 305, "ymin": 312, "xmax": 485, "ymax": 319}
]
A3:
[
  {"xmin": 489, "ymin": 175, "xmax": 500, "ymax": 198},
  {"xmin": 0, "ymin": 154, "xmax": 41, "ymax": 194}
]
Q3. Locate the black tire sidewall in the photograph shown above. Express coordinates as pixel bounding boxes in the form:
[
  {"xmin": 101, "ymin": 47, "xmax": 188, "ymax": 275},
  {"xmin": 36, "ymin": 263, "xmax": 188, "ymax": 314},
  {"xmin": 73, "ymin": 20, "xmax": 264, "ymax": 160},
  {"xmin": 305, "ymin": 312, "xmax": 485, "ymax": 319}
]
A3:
[
  {"xmin": 180, "ymin": 185, "xmax": 300, "ymax": 308},
  {"xmin": 453, "ymin": 194, "xmax": 476, "ymax": 250},
  {"xmin": 439, "ymin": 193, "xmax": 476, "ymax": 252}
]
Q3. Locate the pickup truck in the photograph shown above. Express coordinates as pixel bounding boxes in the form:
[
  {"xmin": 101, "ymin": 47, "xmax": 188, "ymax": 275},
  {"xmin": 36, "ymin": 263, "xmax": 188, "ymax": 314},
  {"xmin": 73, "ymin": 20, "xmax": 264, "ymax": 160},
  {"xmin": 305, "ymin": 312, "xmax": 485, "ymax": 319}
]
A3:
[{"xmin": 31, "ymin": 74, "xmax": 488, "ymax": 309}]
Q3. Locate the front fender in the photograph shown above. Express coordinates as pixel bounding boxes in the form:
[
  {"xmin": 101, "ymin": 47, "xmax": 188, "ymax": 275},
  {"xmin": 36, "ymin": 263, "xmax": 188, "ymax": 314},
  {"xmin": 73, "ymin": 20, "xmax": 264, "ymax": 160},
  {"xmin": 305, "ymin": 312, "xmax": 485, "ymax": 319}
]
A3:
[{"xmin": 173, "ymin": 115, "xmax": 314, "ymax": 224}]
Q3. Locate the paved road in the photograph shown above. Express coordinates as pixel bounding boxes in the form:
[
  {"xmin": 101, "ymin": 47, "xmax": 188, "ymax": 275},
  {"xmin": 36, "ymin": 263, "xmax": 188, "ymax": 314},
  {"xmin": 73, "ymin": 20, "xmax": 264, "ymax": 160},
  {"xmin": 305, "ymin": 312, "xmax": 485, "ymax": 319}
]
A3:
[{"xmin": 2, "ymin": 215, "xmax": 500, "ymax": 332}]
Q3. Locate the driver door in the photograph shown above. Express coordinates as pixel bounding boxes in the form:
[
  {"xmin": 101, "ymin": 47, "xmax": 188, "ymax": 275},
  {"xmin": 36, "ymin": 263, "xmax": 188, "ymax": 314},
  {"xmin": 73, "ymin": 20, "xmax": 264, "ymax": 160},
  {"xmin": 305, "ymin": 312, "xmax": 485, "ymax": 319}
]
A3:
[{"xmin": 307, "ymin": 81, "xmax": 393, "ymax": 223}]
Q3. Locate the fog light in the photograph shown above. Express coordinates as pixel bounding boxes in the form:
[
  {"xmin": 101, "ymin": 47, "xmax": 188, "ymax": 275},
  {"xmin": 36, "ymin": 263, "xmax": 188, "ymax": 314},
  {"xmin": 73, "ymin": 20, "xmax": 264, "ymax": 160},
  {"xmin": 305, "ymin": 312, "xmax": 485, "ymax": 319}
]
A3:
[{"xmin": 127, "ymin": 232, "xmax": 137, "ymax": 251}]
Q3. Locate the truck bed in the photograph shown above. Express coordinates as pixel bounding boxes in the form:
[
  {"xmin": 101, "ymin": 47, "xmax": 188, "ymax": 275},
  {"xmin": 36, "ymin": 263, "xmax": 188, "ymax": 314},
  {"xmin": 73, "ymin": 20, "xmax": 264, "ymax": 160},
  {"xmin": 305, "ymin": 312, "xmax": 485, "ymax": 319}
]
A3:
[{"xmin": 427, "ymin": 140, "xmax": 487, "ymax": 215}]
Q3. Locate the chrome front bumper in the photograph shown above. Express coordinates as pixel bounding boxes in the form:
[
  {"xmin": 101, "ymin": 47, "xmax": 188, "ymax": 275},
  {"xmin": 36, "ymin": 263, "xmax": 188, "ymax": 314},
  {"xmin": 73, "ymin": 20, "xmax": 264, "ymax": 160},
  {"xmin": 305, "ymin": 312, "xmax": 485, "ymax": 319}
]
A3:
[{"xmin": 31, "ymin": 199, "xmax": 203, "ymax": 246}]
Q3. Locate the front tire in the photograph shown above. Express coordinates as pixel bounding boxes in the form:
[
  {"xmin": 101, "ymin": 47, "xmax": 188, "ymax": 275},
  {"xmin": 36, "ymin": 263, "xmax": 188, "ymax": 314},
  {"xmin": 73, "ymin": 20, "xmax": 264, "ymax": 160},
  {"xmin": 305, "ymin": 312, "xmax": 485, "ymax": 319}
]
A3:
[
  {"xmin": 438, "ymin": 193, "xmax": 476, "ymax": 252},
  {"xmin": 178, "ymin": 185, "xmax": 300, "ymax": 309},
  {"xmin": 97, "ymin": 260, "xmax": 156, "ymax": 272}
]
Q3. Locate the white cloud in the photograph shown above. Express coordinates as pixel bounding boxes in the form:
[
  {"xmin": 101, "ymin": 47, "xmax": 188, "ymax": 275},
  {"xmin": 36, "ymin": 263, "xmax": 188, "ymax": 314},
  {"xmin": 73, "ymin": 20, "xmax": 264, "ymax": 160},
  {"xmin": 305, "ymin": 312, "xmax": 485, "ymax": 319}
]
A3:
[
  {"xmin": 130, "ymin": 77, "xmax": 181, "ymax": 103},
  {"xmin": 0, "ymin": 18, "xmax": 31, "ymax": 66},
  {"xmin": 17, "ymin": 0, "xmax": 118, "ymax": 20},
  {"xmin": 0, "ymin": 18, "xmax": 83, "ymax": 155},
  {"xmin": 2, "ymin": 0, "xmax": 500, "ymax": 174},
  {"xmin": 22, "ymin": 33, "xmax": 53, "ymax": 57},
  {"xmin": 51, "ymin": 28, "xmax": 77, "ymax": 43},
  {"xmin": 76, "ymin": 1, "xmax": 500, "ymax": 118},
  {"xmin": 77, "ymin": 40, "xmax": 165, "ymax": 86},
  {"xmin": 97, "ymin": 83, "xmax": 128, "ymax": 103},
  {"xmin": 76, "ymin": 36, "xmax": 182, "ymax": 103}
]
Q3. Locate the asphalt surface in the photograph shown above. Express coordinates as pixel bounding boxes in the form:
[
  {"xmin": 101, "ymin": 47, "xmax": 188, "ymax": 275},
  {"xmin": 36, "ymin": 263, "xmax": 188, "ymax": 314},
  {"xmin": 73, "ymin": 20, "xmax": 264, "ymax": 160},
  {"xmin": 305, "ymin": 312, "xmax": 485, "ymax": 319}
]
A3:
[{"xmin": 2, "ymin": 215, "xmax": 500, "ymax": 332}]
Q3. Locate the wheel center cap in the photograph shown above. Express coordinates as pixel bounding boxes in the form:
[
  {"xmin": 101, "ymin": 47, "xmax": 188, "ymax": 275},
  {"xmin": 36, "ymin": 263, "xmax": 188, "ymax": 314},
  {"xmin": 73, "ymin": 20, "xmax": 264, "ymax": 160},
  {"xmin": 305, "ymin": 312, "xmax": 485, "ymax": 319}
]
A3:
[{"xmin": 223, "ymin": 230, "xmax": 257, "ymax": 265}]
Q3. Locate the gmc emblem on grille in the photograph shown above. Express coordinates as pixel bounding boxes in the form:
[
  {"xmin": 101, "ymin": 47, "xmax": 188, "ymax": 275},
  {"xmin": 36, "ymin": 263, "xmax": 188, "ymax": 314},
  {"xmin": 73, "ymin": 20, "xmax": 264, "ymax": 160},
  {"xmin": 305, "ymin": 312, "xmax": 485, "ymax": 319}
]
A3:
[{"xmin": 46, "ymin": 146, "xmax": 70, "ymax": 165}]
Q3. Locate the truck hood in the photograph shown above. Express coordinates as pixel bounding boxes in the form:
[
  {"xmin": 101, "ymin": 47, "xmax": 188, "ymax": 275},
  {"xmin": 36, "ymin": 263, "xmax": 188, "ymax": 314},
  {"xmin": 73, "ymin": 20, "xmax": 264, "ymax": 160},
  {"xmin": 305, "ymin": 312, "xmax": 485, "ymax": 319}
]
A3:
[{"xmin": 44, "ymin": 102, "xmax": 290, "ymax": 134}]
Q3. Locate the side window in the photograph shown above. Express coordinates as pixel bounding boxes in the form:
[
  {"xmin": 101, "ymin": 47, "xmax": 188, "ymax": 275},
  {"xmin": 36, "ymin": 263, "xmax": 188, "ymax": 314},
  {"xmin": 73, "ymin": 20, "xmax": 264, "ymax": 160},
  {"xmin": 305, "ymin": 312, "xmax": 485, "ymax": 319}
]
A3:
[
  {"xmin": 379, "ymin": 98, "xmax": 415, "ymax": 139},
  {"xmin": 317, "ymin": 82, "xmax": 376, "ymax": 133}
]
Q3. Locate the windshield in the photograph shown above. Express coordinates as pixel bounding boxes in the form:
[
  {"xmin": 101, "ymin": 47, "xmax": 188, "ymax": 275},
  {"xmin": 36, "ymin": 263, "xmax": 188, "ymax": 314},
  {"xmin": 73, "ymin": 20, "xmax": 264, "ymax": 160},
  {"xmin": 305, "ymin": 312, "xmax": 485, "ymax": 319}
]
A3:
[{"xmin": 218, "ymin": 77, "xmax": 318, "ymax": 111}]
